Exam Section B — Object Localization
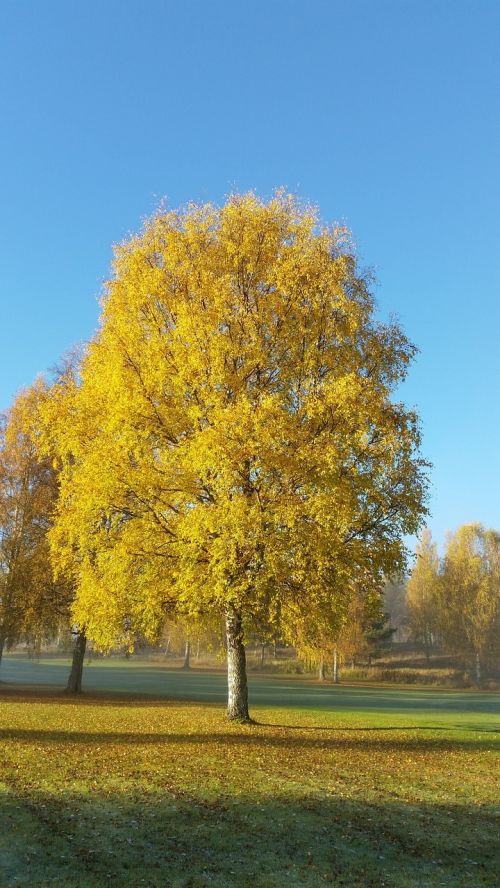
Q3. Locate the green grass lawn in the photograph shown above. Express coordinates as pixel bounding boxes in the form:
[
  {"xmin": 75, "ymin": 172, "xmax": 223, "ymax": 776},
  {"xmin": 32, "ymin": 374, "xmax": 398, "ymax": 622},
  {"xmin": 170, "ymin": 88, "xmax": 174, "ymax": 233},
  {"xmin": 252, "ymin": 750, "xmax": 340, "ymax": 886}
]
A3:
[{"xmin": 0, "ymin": 657, "xmax": 499, "ymax": 887}]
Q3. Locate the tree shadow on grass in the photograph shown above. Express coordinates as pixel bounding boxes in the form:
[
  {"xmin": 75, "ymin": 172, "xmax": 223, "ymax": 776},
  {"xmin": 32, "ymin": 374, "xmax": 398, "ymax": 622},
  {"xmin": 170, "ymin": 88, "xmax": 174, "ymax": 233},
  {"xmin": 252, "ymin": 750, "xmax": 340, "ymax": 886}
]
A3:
[
  {"xmin": 1, "ymin": 685, "xmax": 498, "ymax": 720},
  {"xmin": 0, "ymin": 727, "xmax": 497, "ymax": 752},
  {"xmin": 258, "ymin": 719, "xmax": 500, "ymax": 734},
  {"xmin": 0, "ymin": 784, "xmax": 498, "ymax": 888}
]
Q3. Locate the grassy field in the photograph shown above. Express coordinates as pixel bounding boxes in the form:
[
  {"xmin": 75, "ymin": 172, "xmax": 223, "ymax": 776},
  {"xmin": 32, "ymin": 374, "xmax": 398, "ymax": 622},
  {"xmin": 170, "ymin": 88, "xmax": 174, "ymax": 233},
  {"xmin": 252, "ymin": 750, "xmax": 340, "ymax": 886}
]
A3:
[{"xmin": 0, "ymin": 657, "xmax": 499, "ymax": 887}]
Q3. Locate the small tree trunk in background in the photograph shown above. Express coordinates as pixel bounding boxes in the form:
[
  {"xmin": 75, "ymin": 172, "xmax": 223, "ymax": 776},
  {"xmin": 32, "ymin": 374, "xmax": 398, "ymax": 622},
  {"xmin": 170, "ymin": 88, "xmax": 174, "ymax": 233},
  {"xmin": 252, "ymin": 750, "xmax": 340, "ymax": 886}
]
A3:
[
  {"xmin": 318, "ymin": 657, "xmax": 326, "ymax": 681},
  {"xmin": 475, "ymin": 651, "xmax": 482, "ymax": 683},
  {"xmin": 226, "ymin": 608, "xmax": 250, "ymax": 722},
  {"xmin": 196, "ymin": 638, "xmax": 200, "ymax": 660},
  {"xmin": 333, "ymin": 647, "xmax": 339, "ymax": 683},
  {"xmin": 66, "ymin": 630, "xmax": 87, "ymax": 694},
  {"xmin": 164, "ymin": 637, "xmax": 171, "ymax": 657},
  {"xmin": 182, "ymin": 640, "xmax": 191, "ymax": 670},
  {"xmin": 424, "ymin": 632, "xmax": 431, "ymax": 663},
  {"xmin": 0, "ymin": 630, "xmax": 6, "ymax": 670},
  {"xmin": 260, "ymin": 642, "xmax": 266, "ymax": 667}
]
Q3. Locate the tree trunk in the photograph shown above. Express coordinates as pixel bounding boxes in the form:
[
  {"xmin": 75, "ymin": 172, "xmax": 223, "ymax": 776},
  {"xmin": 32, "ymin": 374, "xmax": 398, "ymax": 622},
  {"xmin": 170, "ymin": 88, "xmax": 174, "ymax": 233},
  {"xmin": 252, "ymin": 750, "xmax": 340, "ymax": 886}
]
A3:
[
  {"xmin": 333, "ymin": 647, "xmax": 339, "ymax": 683},
  {"xmin": 318, "ymin": 657, "xmax": 326, "ymax": 681},
  {"xmin": 0, "ymin": 631, "xmax": 5, "ymax": 671},
  {"xmin": 66, "ymin": 630, "xmax": 86, "ymax": 694},
  {"xmin": 424, "ymin": 631, "xmax": 431, "ymax": 663},
  {"xmin": 182, "ymin": 640, "xmax": 191, "ymax": 670},
  {"xmin": 475, "ymin": 651, "xmax": 482, "ymax": 683},
  {"xmin": 226, "ymin": 608, "xmax": 250, "ymax": 722},
  {"xmin": 260, "ymin": 642, "xmax": 266, "ymax": 666}
]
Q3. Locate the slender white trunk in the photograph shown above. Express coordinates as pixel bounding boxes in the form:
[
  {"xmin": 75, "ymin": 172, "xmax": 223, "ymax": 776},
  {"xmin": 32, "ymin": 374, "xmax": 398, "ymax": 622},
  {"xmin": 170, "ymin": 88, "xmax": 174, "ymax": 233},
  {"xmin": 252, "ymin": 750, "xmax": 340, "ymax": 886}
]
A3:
[
  {"xmin": 475, "ymin": 651, "xmax": 481, "ymax": 683},
  {"xmin": 333, "ymin": 647, "xmax": 339, "ymax": 683}
]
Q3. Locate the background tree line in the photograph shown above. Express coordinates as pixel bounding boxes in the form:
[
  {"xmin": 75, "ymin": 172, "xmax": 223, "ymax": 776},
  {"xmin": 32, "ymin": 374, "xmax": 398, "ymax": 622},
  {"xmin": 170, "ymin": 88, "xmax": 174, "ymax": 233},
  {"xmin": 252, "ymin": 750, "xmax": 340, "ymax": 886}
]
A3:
[{"xmin": 406, "ymin": 525, "xmax": 500, "ymax": 681}]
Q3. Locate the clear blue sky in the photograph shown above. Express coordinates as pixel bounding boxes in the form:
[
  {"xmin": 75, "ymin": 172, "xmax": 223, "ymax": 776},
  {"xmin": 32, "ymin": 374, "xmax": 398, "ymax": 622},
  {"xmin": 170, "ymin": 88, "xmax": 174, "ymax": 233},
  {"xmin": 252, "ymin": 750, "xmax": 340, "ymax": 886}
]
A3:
[{"xmin": 1, "ymin": 0, "xmax": 499, "ymax": 549}]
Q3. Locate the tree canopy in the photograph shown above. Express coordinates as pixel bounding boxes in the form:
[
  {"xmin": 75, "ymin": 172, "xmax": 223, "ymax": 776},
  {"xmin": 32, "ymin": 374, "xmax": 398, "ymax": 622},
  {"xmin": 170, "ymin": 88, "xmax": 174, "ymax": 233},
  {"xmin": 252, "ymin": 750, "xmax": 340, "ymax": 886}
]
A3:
[{"xmin": 41, "ymin": 192, "xmax": 429, "ymax": 719}]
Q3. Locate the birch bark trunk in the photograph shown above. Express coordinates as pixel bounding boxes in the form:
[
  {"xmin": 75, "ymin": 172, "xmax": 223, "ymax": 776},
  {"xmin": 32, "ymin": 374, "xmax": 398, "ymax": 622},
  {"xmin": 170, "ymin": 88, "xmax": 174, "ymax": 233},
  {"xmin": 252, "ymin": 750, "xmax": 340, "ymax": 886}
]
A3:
[{"xmin": 226, "ymin": 608, "xmax": 250, "ymax": 722}]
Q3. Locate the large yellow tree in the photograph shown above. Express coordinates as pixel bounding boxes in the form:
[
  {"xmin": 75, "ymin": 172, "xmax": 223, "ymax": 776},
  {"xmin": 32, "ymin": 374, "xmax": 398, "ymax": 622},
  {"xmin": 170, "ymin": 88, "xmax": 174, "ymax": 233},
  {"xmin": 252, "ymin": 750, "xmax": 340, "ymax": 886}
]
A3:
[{"xmin": 45, "ymin": 193, "xmax": 428, "ymax": 720}]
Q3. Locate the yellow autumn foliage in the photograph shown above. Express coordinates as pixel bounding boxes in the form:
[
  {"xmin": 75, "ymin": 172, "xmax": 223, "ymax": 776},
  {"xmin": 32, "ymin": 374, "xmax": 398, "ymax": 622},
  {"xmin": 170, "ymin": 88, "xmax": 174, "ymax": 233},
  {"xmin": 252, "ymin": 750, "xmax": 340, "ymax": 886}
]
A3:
[
  {"xmin": 0, "ymin": 380, "xmax": 66, "ymax": 649},
  {"xmin": 40, "ymin": 192, "xmax": 428, "ymax": 650}
]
